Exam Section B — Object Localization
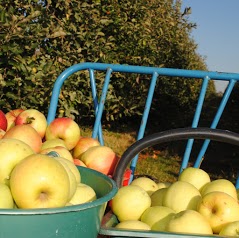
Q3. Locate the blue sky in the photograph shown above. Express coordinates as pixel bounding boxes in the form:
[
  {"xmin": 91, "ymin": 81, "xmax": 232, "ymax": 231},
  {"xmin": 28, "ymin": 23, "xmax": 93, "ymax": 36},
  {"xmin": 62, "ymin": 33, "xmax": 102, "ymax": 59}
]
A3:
[{"xmin": 181, "ymin": 0, "xmax": 239, "ymax": 92}]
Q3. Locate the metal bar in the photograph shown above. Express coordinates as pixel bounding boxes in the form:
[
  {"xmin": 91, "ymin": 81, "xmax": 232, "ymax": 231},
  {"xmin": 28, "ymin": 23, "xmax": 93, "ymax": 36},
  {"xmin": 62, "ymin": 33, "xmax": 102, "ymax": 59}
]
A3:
[
  {"xmin": 180, "ymin": 76, "xmax": 210, "ymax": 172},
  {"xmin": 194, "ymin": 79, "xmax": 237, "ymax": 168}
]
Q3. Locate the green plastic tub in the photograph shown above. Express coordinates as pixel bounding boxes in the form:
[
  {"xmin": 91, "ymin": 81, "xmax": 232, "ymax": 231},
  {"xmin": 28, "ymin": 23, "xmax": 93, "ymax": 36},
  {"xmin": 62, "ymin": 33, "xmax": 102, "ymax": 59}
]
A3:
[{"xmin": 0, "ymin": 166, "xmax": 117, "ymax": 238}]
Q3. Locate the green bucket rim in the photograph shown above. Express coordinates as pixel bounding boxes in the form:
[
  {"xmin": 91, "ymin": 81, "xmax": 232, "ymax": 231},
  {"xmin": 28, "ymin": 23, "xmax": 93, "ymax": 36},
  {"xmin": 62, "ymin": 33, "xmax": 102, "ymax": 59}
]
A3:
[{"xmin": 0, "ymin": 166, "xmax": 118, "ymax": 215}]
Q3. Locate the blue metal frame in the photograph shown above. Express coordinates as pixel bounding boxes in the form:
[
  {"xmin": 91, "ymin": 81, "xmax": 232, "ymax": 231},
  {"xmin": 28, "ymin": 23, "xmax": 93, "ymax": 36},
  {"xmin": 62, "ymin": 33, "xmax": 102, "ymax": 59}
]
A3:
[{"xmin": 47, "ymin": 62, "xmax": 239, "ymax": 180}]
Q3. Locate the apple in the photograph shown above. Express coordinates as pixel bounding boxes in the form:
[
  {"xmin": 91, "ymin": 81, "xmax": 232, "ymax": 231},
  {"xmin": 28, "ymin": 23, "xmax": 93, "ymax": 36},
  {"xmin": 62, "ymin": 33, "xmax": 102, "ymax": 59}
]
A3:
[
  {"xmin": 41, "ymin": 138, "xmax": 67, "ymax": 150},
  {"xmin": 219, "ymin": 220, "xmax": 239, "ymax": 236},
  {"xmin": 141, "ymin": 206, "xmax": 175, "ymax": 229},
  {"xmin": 0, "ymin": 183, "xmax": 14, "ymax": 208},
  {"xmin": 0, "ymin": 110, "xmax": 7, "ymax": 131},
  {"xmin": 150, "ymin": 187, "xmax": 168, "ymax": 206},
  {"xmin": 40, "ymin": 146, "xmax": 74, "ymax": 162},
  {"xmin": 157, "ymin": 182, "xmax": 171, "ymax": 189},
  {"xmin": 3, "ymin": 124, "xmax": 42, "ymax": 153},
  {"xmin": 80, "ymin": 145, "xmax": 119, "ymax": 175},
  {"xmin": 72, "ymin": 137, "xmax": 100, "ymax": 159},
  {"xmin": 162, "ymin": 181, "xmax": 201, "ymax": 212},
  {"xmin": 200, "ymin": 178, "xmax": 237, "ymax": 201},
  {"xmin": 5, "ymin": 108, "xmax": 24, "ymax": 131},
  {"xmin": 68, "ymin": 183, "xmax": 97, "ymax": 205},
  {"xmin": 0, "ymin": 138, "xmax": 35, "ymax": 185},
  {"xmin": 10, "ymin": 154, "xmax": 70, "ymax": 209},
  {"xmin": 130, "ymin": 177, "xmax": 159, "ymax": 196},
  {"xmin": 111, "ymin": 185, "xmax": 151, "ymax": 222},
  {"xmin": 178, "ymin": 167, "xmax": 211, "ymax": 191},
  {"xmin": 73, "ymin": 159, "xmax": 87, "ymax": 167},
  {"xmin": 165, "ymin": 210, "xmax": 213, "ymax": 235},
  {"xmin": 114, "ymin": 220, "xmax": 151, "ymax": 231},
  {"xmin": 0, "ymin": 128, "xmax": 6, "ymax": 139},
  {"xmin": 45, "ymin": 117, "xmax": 81, "ymax": 150},
  {"xmin": 197, "ymin": 191, "xmax": 239, "ymax": 234},
  {"xmin": 15, "ymin": 109, "xmax": 48, "ymax": 138}
]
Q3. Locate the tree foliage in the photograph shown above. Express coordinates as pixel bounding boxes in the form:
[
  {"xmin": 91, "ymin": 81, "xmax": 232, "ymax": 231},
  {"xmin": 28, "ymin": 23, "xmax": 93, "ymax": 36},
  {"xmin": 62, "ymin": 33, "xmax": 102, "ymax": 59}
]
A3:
[{"xmin": 0, "ymin": 0, "xmax": 215, "ymax": 128}]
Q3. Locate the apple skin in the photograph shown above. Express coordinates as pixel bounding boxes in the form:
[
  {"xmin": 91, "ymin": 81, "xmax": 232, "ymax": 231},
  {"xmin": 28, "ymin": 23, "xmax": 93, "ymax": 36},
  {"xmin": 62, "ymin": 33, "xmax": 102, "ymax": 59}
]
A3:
[
  {"xmin": 131, "ymin": 177, "xmax": 159, "ymax": 196},
  {"xmin": 3, "ymin": 124, "xmax": 42, "ymax": 153},
  {"xmin": 141, "ymin": 206, "xmax": 175, "ymax": 230},
  {"xmin": 73, "ymin": 137, "xmax": 100, "ymax": 159},
  {"xmin": 178, "ymin": 167, "xmax": 211, "ymax": 191},
  {"xmin": 150, "ymin": 187, "xmax": 168, "ymax": 206},
  {"xmin": 5, "ymin": 108, "xmax": 24, "ymax": 131},
  {"xmin": 0, "ymin": 110, "xmax": 7, "ymax": 131},
  {"xmin": 111, "ymin": 185, "xmax": 151, "ymax": 222},
  {"xmin": 0, "ymin": 128, "xmax": 6, "ymax": 139},
  {"xmin": 73, "ymin": 159, "xmax": 87, "ymax": 167},
  {"xmin": 10, "ymin": 154, "xmax": 70, "ymax": 209},
  {"xmin": 165, "ymin": 210, "xmax": 213, "ymax": 235},
  {"xmin": 15, "ymin": 109, "xmax": 48, "ymax": 138},
  {"xmin": 40, "ymin": 146, "xmax": 74, "ymax": 162},
  {"xmin": 162, "ymin": 181, "xmax": 202, "ymax": 212},
  {"xmin": 200, "ymin": 178, "xmax": 238, "ymax": 201},
  {"xmin": 0, "ymin": 138, "xmax": 35, "ymax": 185},
  {"xmin": 157, "ymin": 182, "xmax": 171, "ymax": 189},
  {"xmin": 80, "ymin": 145, "xmax": 119, "ymax": 175},
  {"xmin": 41, "ymin": 138, "xmax": 67, "ymax": 150},
  {"xmin": 219, "ymin": 220, "xmax": 239, "ymax": 236},
  {"xmin": 0, "ymin": 183, "xmax": 14, "ymax": 208},
  {"xmin": 45, "ymin": 117, "xmax": 81, "ymax": 150},
  {"xmin": 197, "ymin": 191, "xmax": 239, "ymax": 234},
  {"xmin": 115, "ymin": 220, "xmax": 151, "ymax": 231}
]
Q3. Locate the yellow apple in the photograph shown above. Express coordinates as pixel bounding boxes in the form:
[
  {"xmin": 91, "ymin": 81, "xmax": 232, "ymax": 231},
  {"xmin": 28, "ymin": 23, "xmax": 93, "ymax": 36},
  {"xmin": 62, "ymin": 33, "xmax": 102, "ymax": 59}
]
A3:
[
  {"xmin": 45, "ymin": 117, "xmax": 81, "ymax": 150},
  {"xmin": 162, "ymin": 181, "xmax": 201, "ymax": 212},
  {"xmin": 200, "ymin": 179, "xmax": 237, "ymax": 201},
  {"xmin": 68, "ymin": 183, "xmax": 97, "ymax": 205},
  {"xmin": 111, "ymin": 185, "xmax": 151, "ymax": 222},
  {"xmin": 131, "ymin": 177, "xmax": 159, "ymax": 196},
  {"xmin": 157, "ymin": 182, "xmax": 171, "ymax": 189},
  {"xmin": 3, "ymin": 124, "xmax": 42, "ymax": 153},
  {"xmin": 141, "ymin": 206, "xmax": 175, "ymax": 230},
  {"xmin": 150, "ymin": 187, "xmax": 168, "ymax": 206},
  {"xmin": 197, "ymin": 191, "xmax": 239, "ymax": 234},
  {"xmin": 41, "ymin": 138, "xmax": 67, "ymax": 150},
  {"xmin": 178, "ymin": 167, "xmax": 211, "ymax": 191},
  {"xmin": 0, "ymin": 128, "xmax": 6, "ymax": 139},
  {"xmin": 219, "ymin": 220, "xmax": 239, "ymax": 236},
  {"xmin": 10, "ymin": 154, "xmax": 70, "ymax": 209},
  {"xmin": 5, "ymin": 108, "xmax": 24, "ymax": 131},
  {"xmin": 0, "ymin": 183, "xmax": 14, "ymax": 208},
  {"xmin": 115, "ymin": 220, "xmax": 151, "ymax": 231},
  {"xmin": 0, "ymin": 138, "xmax": 35, "ymax": 185},
  {"xmin": 15, "ymin": 109, "xmax": 47, "ymax": 139},
  {"xmin": 165, "ymin": 210, "xmax": 213, "ymax": 235}
]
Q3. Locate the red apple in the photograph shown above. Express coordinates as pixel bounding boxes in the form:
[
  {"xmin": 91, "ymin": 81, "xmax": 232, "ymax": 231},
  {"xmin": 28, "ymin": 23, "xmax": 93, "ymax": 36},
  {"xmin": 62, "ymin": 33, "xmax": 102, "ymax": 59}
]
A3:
[
  {"xmin": 0, "ymin": 110, "xmax": 7, "ymax": 131},
  {"xmin": 80, "ymin": 145, "xmax": 119, "ymax": 175},
  {"xmin": 3, "ymin": 124, "xmax": 42, "ymax": 153},
  {"xmin": 5, "ymin": 109, "xmax": 24, "ymax": 131},
  {"xmin": 15, "ymin": 109, "xmax": 47, "ymax": 138},
  {"xmin": 73, "ymin": 158, "xmax": 87, "ymax": 167},
  {"xmin": 45, "ymin": 117, "xmax": 81, "ymax": 150},
  {"xmin": 72, "ymin": 137, "xmax": 100, "ymax": 159}
]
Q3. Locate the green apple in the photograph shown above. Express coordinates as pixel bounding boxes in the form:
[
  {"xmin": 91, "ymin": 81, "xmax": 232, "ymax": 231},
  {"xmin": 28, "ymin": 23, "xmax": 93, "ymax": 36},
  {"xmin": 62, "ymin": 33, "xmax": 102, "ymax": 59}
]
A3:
[
  {"xmin": 115, "ymin": 220, "xmax": 151, "ymax": 230},
  {"xmin": 0, "ymin": 183, "xmax": 14, "ymax": 208},
  {"xmin": 41, "ymin": 138, "xmax": 67, "ymax": 150},
  {"xmin": 0, "ymin": 138, "xmax": 35, "ymax": 185},
  {"xmin": 10, "ymin": 154, "xmax": 70, "ymax": 209},
  {"xmin": 165, "ymin": 210, "xmax": 213, "ymax": 235},
  {"xmin": 197, "ymin": 191, "xmax": 239, "ymax": 234},
  {"xmin": 200, "ymin": 178, "xmax": 237, "ymax": 201},
  {"xmin": 219, "ymin": 220, "xmax": 239, "ymax": 236},
  {"xmin": 150, "ymin": 187, "xmax": 168, "ymax": 206},
  {"xmin": 111, "ymin": 185, "xmax": 151, "ymax": 222},
  {"xmin": 131, "ymin": 177, "xmax": 159, "ymax": 196},
  {"xmin": 141, "ymin": 206, "xmax": 175, "ymax": 230},
  {"xmin": 157, "ymin": 182, "xmax": 171, "ymax": 189},
  {"xmin": 68, "ymin": 183, "xmax": 97, "ymax": 205},
  {"xmin": 162, "ymin": 181, "xmax": 201, "ymax": 212},
  {"xmin": 45, "ymin": 117, "xmax": 81, "ymax": 150},
  {"xmin": 178, "ymin": 167, "xmax": 211, "ymax": 191}
]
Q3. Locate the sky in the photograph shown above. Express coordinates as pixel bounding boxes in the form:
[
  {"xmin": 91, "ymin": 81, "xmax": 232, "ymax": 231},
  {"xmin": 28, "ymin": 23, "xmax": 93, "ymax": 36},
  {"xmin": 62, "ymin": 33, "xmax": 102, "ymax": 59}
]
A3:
[{"xmin": 181, "ymin": 0, "xmax": 239, "ymax": 92}]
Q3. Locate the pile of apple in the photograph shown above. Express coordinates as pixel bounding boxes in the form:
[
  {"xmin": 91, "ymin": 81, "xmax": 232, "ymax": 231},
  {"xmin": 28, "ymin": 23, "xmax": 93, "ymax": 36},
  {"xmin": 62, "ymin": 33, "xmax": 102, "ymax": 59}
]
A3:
[
  {"xmin": 0, "ymin": 108, "xmax": 119, "ymax": 209},
  {"xmin": 111, "ymin": 167, "xmax": 239, "ymax": 237}
]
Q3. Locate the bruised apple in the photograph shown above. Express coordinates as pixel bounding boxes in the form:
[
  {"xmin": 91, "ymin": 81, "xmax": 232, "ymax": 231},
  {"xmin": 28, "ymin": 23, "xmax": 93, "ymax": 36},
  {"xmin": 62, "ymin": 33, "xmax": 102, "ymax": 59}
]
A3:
[{"xmin": 80, "ymin": 145, "xmax": 119, "ymax": 175}]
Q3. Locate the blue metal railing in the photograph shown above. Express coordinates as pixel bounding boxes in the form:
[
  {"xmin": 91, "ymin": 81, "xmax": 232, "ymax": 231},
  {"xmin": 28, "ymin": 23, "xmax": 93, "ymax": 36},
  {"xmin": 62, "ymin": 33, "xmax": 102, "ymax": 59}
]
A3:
[{"xmin": 47, "ymin": 62, "xmax": 239, "ymax": 181}]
